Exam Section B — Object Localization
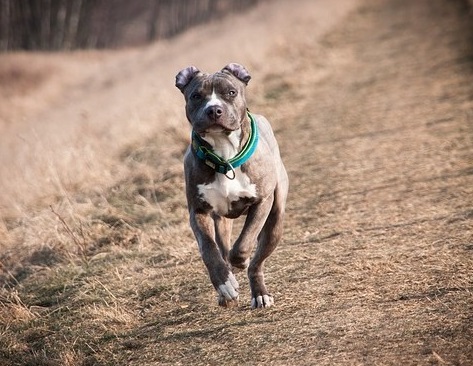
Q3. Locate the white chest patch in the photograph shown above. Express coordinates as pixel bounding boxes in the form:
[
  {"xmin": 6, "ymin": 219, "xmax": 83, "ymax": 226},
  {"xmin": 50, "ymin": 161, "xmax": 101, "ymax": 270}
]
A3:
[{"xmin": 198, "ymin": 169, "xmax": 257, "ymax": 216}]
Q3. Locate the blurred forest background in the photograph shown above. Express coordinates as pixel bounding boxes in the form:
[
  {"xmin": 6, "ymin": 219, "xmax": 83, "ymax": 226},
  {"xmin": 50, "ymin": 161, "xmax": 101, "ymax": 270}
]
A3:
[{"xmin": 0, "ymin": 0, "xmax": 260, "ymax": 51}]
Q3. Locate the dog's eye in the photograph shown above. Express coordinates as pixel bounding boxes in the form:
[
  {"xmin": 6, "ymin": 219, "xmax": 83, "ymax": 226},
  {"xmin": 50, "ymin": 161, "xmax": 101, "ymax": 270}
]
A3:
[
  {"xmin": 191, "ymin": 92, "xmax": 202, "ymax": 101},
  {"xmin": 228, "ymin": 90, "xmax": 237, "ymax": 97}
]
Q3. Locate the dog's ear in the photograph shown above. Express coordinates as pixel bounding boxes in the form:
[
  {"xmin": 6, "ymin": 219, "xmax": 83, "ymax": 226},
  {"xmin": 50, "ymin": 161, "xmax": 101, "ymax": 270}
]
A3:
[
  {"xmin": 175, "ymin": 66, "xmax": 200, "ymax": 92},
  {"xmin": 222, "ymin": 63, "xmax": 251, "ymax": 85}
]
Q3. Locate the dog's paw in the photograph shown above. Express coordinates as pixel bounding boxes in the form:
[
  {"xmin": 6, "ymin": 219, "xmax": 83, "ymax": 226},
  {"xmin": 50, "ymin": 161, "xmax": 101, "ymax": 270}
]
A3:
[
  {"xmin": 251, "ymin": 294, "xmax": 274, "ymax": 309},
  {"xmin": 216, "ymin": 272, "xmax": 239, "ymax": 306},
  {"xmin": 218, "ymin": 294, "xmax": 239, "ymax": 308},
  {"xmin": 231, "ymin": 258, "xmax": 249, "ymax": 273},
  {"xmin": 229, "ymin": 250, "xmax": 250, "ymax": 271}
]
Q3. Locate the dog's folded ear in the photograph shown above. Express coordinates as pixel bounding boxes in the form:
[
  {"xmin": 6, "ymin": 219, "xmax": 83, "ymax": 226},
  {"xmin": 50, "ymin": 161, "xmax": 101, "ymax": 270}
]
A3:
[
  {"xmin": 175, "ymin": 66, "xmax": 200, "ymax": 92},
  {"xmin": 222, "ymin": 63, "xmax": 251, "ymax": 85}
]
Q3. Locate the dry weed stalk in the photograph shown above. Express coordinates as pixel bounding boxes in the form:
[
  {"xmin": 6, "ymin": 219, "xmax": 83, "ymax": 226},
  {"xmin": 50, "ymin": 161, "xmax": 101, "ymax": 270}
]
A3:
[
  {"xmin": 50, "ymin": 205, "xmax": 89, "ymax": 265},
  {"xmin": 0, "ymin": 290, "xmax": 37, "ymax": 323}
]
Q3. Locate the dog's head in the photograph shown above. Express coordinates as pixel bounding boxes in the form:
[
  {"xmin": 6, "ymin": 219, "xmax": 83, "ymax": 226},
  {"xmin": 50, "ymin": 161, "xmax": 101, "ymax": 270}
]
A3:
[{"xmin": 175, "ymin": 63, "xmax": 251, "ymax": 134}]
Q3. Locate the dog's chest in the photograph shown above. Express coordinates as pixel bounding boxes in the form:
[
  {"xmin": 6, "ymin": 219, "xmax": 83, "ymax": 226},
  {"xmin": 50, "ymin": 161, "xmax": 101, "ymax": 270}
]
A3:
[{"xmin": 198, "ymin": 170, "xmax": 257, "ymax": 217}]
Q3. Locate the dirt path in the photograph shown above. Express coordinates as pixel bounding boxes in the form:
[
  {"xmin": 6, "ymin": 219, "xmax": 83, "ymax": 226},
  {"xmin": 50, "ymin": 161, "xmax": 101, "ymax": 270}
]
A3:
[
  {"xmin": 267, "ymin": 0, "xmax": 473, "ymax": 364},
  {"xmin": 1, "ymin": 0, "xmax": 472, "ymax": 365},
  {"xmin": 145, "ymin": 0, "xmax": 473, "ymax": 364}
]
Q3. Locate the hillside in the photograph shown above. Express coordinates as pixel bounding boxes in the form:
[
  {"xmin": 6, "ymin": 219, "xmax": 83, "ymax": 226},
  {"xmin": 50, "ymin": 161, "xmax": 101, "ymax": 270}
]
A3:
[{"xmin": 1, "ymin": 0, "xmax": 472, "ymax": 365}]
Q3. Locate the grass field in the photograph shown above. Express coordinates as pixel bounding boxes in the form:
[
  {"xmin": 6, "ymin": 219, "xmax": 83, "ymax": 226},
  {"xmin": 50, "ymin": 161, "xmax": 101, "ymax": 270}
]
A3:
[{"xmin": 1, "ymin": 0, "xmax": 472, "ymax": 365}]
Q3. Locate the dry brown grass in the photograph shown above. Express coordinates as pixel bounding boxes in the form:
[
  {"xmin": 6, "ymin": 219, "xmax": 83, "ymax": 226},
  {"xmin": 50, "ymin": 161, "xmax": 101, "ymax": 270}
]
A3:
[{"xmin": 1, "ymin": 0, "xmax": 473, "ymax": 365}]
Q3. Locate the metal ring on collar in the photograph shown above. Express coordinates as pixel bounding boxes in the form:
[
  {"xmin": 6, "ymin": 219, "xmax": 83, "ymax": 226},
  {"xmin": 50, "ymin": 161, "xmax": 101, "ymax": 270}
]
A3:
[{"xmin": 224, "ymin": 162, "xmax": 236, "ymax": 180}]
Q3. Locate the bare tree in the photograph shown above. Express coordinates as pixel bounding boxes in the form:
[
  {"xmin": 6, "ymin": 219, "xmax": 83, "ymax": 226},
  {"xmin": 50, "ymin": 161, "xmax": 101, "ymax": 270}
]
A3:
[
  {"xmin": 0, "ymin": 0, "xmax": 261, "ymax": 51},
  {"xmin": 0, "ymin": 0, "xmax": 10, "ymax": 50}
]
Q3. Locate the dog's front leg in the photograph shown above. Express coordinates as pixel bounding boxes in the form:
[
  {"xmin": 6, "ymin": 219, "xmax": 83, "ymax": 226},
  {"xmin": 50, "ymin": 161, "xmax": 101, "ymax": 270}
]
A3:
[
  {"xmin": 228, "ymin": 195, "xmax": 274, "ymax": 270},
  {"xmin": 190, "ymin": 211, "xmax": 239, "ymax": 307},
  {"xmin": 213, "ymin": 214, "xmax": 233, "ymax": 262}
]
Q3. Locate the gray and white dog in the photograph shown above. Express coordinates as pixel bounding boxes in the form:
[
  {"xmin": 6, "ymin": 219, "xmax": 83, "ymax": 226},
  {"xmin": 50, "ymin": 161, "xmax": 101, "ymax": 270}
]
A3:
[{"xmin": 175, "ymin": 63, "xmax": 288, "ymax": 308}]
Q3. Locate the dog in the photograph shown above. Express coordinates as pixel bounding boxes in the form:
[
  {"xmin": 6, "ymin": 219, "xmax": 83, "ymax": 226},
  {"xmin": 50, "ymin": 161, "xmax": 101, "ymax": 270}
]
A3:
[{"xmin": 175, "ymin": 63, "xmax": 288, "ymax": 308}]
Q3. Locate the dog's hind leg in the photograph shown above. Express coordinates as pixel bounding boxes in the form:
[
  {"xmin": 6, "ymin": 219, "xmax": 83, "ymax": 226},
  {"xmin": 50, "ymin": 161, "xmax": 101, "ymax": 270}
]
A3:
[{"xmin": 248, "ymin": 182, "xmax": 287, "ymax": 309}]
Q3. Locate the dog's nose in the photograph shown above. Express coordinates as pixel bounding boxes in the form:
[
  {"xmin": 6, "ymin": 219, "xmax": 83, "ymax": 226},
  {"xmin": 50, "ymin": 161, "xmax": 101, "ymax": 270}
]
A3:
[{"xmin": 206, "ymin": 106, "xmax": 223, "ymax": 119}]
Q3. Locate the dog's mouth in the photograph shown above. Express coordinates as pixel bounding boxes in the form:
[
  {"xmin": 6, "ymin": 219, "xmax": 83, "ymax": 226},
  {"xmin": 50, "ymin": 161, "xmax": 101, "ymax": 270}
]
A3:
[
  {"xmin": 196, "ymin": 121, "xmax": 240, "ymax": 136},
  {"xmin": 203, "ymin": 125, "xmax": 235, "ymax": 135},
  {"xmin": 193, "ymin": 112, "xmax": 244, "ymax": 135}
]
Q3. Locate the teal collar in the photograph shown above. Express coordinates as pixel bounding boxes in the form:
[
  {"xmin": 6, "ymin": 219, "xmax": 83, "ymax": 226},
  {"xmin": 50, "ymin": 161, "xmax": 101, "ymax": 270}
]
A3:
[{"xmin": 191, "ymin": 112, "xmax": 259, "ymax": 179}]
